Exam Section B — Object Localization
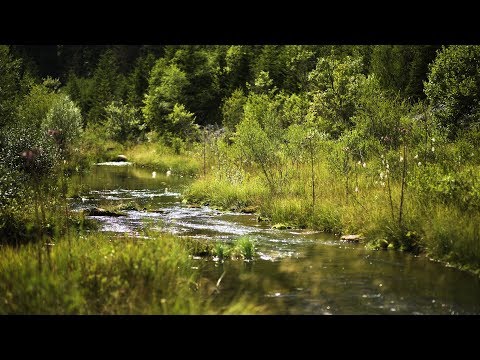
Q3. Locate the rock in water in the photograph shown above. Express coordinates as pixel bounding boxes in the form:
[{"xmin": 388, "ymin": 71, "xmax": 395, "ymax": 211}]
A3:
[
  {"xmin": 84, "ymin": 207, "xmax": 125, "ymax": 217},
  {"xmin": 340, "ymin": 234, "xmax": 364, "ymax": 243},
  {"xmin": 272, "ymin": 223, "xmax": 291, "ymax": 230},
  {"xmin": 114, "ymin": 155, "xmax": 128, "ymax": 162}
]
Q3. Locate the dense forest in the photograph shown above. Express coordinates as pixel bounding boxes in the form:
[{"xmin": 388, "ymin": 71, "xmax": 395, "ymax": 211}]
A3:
[{"xmin": 1, "ymin": 45, "xmax": 480, "ymax": 314}]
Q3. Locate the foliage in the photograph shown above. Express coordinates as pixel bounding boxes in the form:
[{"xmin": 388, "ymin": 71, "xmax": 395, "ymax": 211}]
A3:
[
  {"xmin": 44, "ymin": 94, "xmax": 83, "ymax": 153},
  {"xmin": 232, "ymin": 236, "xmax": 256, "ymax": 260},
  {"xmin": 308, "ymin": 55, "xmax": 366, "ymax": 137},
  {"xmin": 104, "ymin": 101, "xmax": 145, "ymax": 142},
  {"xmin": 87, "ymin": 49, "xmax": 125, "ymax": 124},
  {"xmin": 143, "ymin": 60, "xmax": 189, "ymax": 133},
  {"xmin": 424, "ymin": 45, "xmax": 480, "ymax": 138},
  {"xmin": 221, "ymin": 88, "xmax": 246, "ymax": 132}
]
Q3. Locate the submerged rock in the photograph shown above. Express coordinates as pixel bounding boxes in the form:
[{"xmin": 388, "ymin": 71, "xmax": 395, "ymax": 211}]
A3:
[
  {"xmin": 340, "ymin": 234, "xmax": 364, "ymax": 243},
  {"xmin": 84, "ymin": 207, "xmax": 126, "ymax": 217}
]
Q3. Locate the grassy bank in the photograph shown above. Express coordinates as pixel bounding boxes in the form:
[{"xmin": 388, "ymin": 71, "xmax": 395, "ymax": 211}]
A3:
[
  {"xmin": 0, "ymin": 231, "xmax": 264, "ymax": 314},
  {"xmin": 124, "ymin": 142, "xmax": 200, "ymax": 176},
  {"xmin": 184, "ymin": 147, "xmax": 480, "ymax": 276},
  {"xmin": 79, "ymin": 127, "xmax": 201, "ymax": 176}
]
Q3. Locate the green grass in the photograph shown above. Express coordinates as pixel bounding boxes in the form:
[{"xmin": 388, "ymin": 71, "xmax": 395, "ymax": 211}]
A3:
[
  {"xmin": 184, "ymin": 155, "xmax": 480, "ymax": 275},
  {"xmin": 232, "ymin": 236, "xmax": 256, "ymax": 260},
  {"xmin": 124, "ymin": 143, "xmax": 200, "ymax": 176},
  {"xmin": 422, "ymin": 207, "xmax": 480, "ymax": 275},
  {"xmin": 183, "ymin": 175, "xmax": 267, "ymax": 211},
  {"xmin": 0, "ymin": 232, "xmax": 264, "ymax": 314}
]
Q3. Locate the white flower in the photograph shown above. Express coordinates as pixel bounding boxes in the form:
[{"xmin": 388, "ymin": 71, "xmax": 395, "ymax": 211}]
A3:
[
  {"xmin": 431, "ymin": 146, "xmax": 435, "ymax": 152},
  {"xmin": 418, "ymin": 161, "xmax": 422, "ymax": 166},
  {"xmin": 400, "ymin": 156, "xmax": 404, "ymax": 162},
  {"xmin": 355, "ymin": 186, "xmax": 359, "ymax": 193},
  {"xmin": 432, "ymin": 138, "xmax": 435, "ymax": 143},
  {"xmin": 414, "ymin": 154, "xmax": 418, "ymax": 160},
  {"xmin": 386, "ymin": 163, "xmax": 390, "ymax": 169},
  {"xmin": 380, "ymin": 172, "xmax": 384, "ymax": 180},
  {"xmin": 362, "ymin": 162, "xmax": 366, "ymax": 168}
]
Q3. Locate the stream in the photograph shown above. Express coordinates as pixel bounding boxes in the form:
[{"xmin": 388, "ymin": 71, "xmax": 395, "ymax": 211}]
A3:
[{"xmin": 70, "ymin": 164, "xmax": 480, "ymax": 314}]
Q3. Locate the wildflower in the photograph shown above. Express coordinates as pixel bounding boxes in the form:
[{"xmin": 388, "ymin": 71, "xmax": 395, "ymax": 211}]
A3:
[
  {"xmin": 414, "ymin": 154, "xmax": 418, "ymax": 160},
  {"xmin": 380, "ymin": 172, "xmax": 385, "ymax": 180},
  {"xmin": 431, "ymin": 146, "xmax": 435, "ymax": 152},
  {"xmin": 355, "ymin": 186, "xmax": 359, "ymax": 193},
  {"xmin": 418, "ymin": 161, "xmax": 422, "ymax": 166},
  {"xmin": 432, "ymin": 138, "xmax": 435, "ymax": 143},
  {"xmin": 362, "ymin": 162, "xmax": 366, "ymax": 168},
  {"xmin": 386, "ymin": 163, "xmax": 389, "ymax": 169},
  {"xmin": 400, "ymin": 156, "xmax": 404, "ymax": 162}
]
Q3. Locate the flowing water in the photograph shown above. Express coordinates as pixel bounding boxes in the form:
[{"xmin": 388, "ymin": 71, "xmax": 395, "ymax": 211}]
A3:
[{"xmin": 70, "ymin": 164, "xmax": 480, "ymax": 314}]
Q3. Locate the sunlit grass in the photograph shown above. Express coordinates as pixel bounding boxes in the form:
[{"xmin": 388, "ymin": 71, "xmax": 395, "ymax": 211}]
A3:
[
  {"xmin": 232, "ymin": 236, "xmax": 256, "ymax": 260},
  {"xmin": 185, "ymin": 150, "xmax": 480, "ymax": 274},
  {"xmin": 0, "ymin": 232, "xmax": 263, "ymax": 314},
  {"xmin": 124, "ymin": 143, "xmax": 200, "ymax": 176}
]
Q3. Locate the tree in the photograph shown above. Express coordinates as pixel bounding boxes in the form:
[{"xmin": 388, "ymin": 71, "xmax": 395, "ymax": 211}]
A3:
[
  {"xmin": 143, "ymin": 60, "xmax": 189, "ymax": 133},
  {"xmin": 105, "ymin": 101, "xmax": 145, "ymax": 143},
  {"xmin": 87, "ymin": 49, "xmax": 124, "ymax": 124},
  {"xmin": 224, "ymin": 45, "xmax": 253, "ymax": 94},
  {"xmin": 164, "ymin": 103, "xmax": 200, "ymax": 145},
  {"xmin": 307, "ymin": 55, "xmax": 366, "ymax": 138},
  {"xmin": 126, "ymin": 53, "xmax": 157, "ymax": 109},
  {"xmin": 370, "ymin": 45, "xmax": 438, "ymax": 100},
  {"xmin": 16, "ymin": 80, "xmax": 59, "ymax": 131},
  {"xmin": 44, "ymin": 94, "xmax": 83, "ymax": 154},
  {"xmin": 169, "ymin": 46, "xmax": 222, "ymax": 125},
  {"xmin": 222, "ymin": 88, "xmax": 246, "ymax": 132},
  {"xmin": 282, "ymin": 45, "xmax": 317, "ymax": 93},
  {"xmin": 233, "ymin": 93, "xmax": 285, "ymax": 191},
  {"xmin": 424, "ymin": 45, "xmax": 480, "ymax": 138},
  {"xmin": 0, "ymin": 46, "xmax": 24, "ymax": 130}
]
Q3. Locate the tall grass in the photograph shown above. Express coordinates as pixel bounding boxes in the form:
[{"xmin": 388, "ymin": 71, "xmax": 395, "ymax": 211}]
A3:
[
  {"xmin": 124, "ymin": 143, "xmax": 200, "ymax": 176},
  {"xmin": 183, "ymin": 175, "xmax": 267, "ymax": 211},
  {"xmin": 185, "ymin": 142, "xmax": 480, "ymax": 274},
  {"xmin": 0, "ymin": 232, "xmax": 263, "ymax": 314}
]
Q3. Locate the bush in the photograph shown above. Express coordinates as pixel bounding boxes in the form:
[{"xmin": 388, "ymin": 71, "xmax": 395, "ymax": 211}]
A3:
[
  {"xmin": 104, "ymin": 101, "xmax": 145, "ymax": 143},
  {"xmin": 44, "ymin": 94, "xmax": 83, "ymax": 154}
]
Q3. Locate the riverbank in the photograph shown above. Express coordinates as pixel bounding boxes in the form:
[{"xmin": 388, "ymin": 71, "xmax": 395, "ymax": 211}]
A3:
[{"xmin": 183, "ymin": 160, "xmax": 480, "ymax": 277}]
